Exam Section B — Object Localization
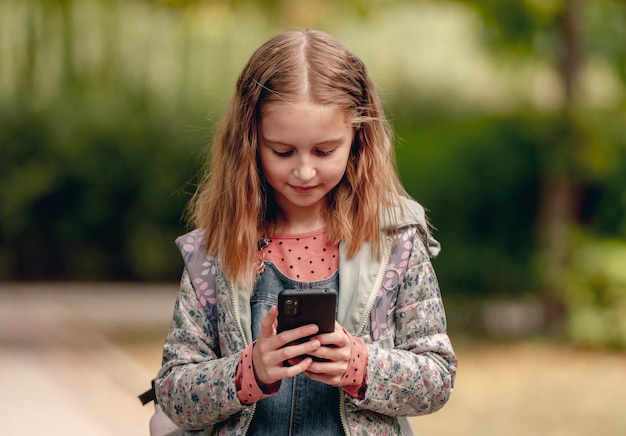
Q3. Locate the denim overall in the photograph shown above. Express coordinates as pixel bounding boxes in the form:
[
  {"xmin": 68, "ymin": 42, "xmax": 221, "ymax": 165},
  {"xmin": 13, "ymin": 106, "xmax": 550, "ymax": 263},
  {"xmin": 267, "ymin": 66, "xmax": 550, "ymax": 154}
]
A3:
[{"xmin": 247, "ymin": 262, "xmax": 344, "ymax": 435}]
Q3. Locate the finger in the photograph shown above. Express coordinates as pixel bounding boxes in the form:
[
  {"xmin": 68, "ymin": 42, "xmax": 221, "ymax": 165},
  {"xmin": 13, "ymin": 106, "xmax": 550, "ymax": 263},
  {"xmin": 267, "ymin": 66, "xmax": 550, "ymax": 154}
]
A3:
[
  {"xmin": 305, "ymin": 356, "xmax": 347, "ymax": 373},
  {"xmin": 280, "ymin": 338, "xmax": 321, "ymax": 362},
  {"xmin": 259, "ymin": 306, "xmax": 279, "ymax": 339},
  {"xmin": 286, "ymin": 356, "xmax": 307, "ymax": 366},
  {"xmin": 315, "ymin": 322, "xmax": 349, "ymax": 348},
  {"xmin": 283, "ymin": 356, "xmax": 314, "ymax": 376},
  {"xmin": 276, "ymin": 324, "xmax": 319, "ymax": 348},
  {"xmin": 255, "ymin": 334, "xmax": 320, "ymax": 374},
  {"xmin": 305, "ymin": 353, "xmax": 348, "ymax": 379},
  {"xmin": 261, "ymin": 352, "xmax": 315, "ymax": 382},
  {"xmin": 305, "ymin": 341, "xmax": 351, "ymax": 372}
]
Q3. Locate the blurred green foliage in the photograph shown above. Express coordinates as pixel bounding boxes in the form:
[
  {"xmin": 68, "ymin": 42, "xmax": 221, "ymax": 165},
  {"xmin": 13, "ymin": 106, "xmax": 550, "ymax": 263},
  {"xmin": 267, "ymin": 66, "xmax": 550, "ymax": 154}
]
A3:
[
  {"xmin": 0, "ymin": 0, "xmax": 625, "ymax": 344},
  {"xmin": 565, "ymin": 233, "xmax": 626, "ymax": 348},
  {"xmin": 394, "ymin": 111, "xmax": 542, "ymax": 296},
  {"xmin": 0, "ymin": 98, "xmax": 201, "ymax": 280}
]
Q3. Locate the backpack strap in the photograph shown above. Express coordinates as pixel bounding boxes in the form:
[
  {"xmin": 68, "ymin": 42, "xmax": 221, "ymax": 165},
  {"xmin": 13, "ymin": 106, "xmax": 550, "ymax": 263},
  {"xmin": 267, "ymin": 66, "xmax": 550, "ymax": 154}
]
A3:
[
  {"xmin": 138, "ymin": 378, "xmax": 157, "ymax": 405},
  {"xmin": 175, "ymin": 229, "xmax": 220, "ymax": 339}
]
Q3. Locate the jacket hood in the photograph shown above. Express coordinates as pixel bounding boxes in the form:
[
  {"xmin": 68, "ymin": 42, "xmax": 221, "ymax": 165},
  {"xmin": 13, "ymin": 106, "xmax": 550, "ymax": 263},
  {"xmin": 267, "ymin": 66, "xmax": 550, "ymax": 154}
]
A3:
[{"xmin": 380, "ymin": 196, "xmax": 441, "ymax": 258}]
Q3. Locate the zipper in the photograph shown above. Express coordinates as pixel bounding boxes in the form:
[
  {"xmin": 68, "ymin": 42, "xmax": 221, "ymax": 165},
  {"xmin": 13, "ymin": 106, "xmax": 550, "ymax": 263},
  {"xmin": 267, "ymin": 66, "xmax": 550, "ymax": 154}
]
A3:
[
  {"xmin": 339, "ymin": 390, "xmax": 349, "ymax": 435},
  {"xmin": 229, "ymin": 280, "xmax": 249, "ymax": 347},
  {"xmin": 229, "ymin": 280, "xmax": 256, "ymax": 435},
  {"xmin": 339, "ymin": 237, "xmax": 392, "ymax": 434},
  {"xmin": 356, "ymin": 237, "xmax": 392, "ymax": 336}
]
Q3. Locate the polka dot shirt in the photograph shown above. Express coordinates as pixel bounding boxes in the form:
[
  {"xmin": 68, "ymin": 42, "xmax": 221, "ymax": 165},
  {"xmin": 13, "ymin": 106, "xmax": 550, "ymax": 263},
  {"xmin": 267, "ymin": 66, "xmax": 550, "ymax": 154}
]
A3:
[{"xmin": 262, "ymin": 227, "xmax": 339, "ymax": 281}]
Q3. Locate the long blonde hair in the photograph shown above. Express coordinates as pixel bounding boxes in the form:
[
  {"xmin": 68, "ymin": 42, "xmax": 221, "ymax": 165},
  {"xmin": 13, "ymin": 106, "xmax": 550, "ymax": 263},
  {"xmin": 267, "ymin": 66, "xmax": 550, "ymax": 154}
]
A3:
[{"xmin": 188, "ymin": 30, "xmax": 408, "ymax": 289}]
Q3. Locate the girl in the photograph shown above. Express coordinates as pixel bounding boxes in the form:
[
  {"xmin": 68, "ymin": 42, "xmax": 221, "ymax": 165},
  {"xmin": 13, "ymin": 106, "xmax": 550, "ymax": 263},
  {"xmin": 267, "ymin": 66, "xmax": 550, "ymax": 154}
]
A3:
[{"xmin": 155, "ymin": 29, "xmax": 457, "ymax": 435}]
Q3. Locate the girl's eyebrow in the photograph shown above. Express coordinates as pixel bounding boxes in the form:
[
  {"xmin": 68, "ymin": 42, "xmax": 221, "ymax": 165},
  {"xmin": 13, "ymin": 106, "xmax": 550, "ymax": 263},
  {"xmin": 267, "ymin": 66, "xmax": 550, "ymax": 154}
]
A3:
[{"xmin": 261, "ymin": 137, "xmax": 345, "ymax": 146}]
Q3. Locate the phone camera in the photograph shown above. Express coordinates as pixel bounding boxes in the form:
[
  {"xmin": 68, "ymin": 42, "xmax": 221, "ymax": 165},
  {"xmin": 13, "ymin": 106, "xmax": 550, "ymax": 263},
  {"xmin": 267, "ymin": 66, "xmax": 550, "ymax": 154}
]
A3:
[{"xmin": 283, "ymin": 297, "xmax": 300, "ymax": 316}]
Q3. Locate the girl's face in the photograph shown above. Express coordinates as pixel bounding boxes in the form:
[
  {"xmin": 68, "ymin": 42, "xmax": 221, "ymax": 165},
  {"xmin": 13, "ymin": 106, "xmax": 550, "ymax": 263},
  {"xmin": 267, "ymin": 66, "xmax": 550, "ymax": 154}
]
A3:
[{"xmin": 258, "ymin": 101, "xmax": 354, "ymax": 230}]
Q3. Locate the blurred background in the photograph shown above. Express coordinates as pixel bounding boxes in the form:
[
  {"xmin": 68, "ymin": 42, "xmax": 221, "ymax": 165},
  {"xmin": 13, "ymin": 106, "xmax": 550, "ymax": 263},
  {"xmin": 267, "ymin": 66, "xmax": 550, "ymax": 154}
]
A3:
[{"xmin": 1, "ymin": 0, "xmax": 625, "ymax": 434}]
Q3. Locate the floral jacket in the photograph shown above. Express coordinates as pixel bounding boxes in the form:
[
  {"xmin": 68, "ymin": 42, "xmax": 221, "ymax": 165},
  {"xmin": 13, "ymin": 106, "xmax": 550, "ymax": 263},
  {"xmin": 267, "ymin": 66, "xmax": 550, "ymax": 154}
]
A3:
[{"xmin": 156, "ymin": 198, "xmax": 457, "ymax": 435}]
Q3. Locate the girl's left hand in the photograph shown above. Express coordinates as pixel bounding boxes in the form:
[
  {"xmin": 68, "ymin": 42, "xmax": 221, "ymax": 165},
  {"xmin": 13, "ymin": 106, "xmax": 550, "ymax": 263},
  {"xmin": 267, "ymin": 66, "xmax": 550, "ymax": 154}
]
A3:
[{"xmin": 298, "ymin": 321, "xmax": 352, "ymax": 386}]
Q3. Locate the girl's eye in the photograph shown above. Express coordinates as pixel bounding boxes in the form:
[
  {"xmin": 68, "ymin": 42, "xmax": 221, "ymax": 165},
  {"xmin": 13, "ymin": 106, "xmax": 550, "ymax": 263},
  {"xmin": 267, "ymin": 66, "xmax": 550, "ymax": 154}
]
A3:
[
  {"xmin": 316, "ymin": 149, "xmax": 333, "ymax": 156},
  {"xmin": 272, "ymin": 150, "xmax": 293, "ymax": 157}
]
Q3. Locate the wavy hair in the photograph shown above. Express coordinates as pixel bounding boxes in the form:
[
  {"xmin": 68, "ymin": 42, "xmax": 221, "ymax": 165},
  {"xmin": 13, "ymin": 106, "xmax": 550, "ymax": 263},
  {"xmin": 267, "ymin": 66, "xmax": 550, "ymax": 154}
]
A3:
[{"xmin": 188, "ymin": 30, "xmax": 409, "ymax": 289}]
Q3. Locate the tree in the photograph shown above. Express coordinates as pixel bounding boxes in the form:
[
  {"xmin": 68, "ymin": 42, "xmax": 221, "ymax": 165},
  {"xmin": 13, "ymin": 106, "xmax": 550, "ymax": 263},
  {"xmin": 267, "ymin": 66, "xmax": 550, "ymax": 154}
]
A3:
[{"xmin": 449, "ymin": 0, "xmax": 626, "ymax": 328}]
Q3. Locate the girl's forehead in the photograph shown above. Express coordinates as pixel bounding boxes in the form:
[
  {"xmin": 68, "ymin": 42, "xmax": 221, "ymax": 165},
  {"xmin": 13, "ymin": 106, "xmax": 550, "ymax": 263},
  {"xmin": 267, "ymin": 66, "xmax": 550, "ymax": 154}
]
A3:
[
  {"xmin": 258, "ymin": 99, "xmax": 354, "ymax": 144},
  {"xmin": 261, "ymin": 100, "xmax": 346, "ymax": 118}
]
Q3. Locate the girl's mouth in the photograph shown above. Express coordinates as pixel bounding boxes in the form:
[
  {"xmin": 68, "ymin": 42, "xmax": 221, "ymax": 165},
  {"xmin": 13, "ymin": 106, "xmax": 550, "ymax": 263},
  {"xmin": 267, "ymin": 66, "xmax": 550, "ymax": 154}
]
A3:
[{"xmin": 290, "ymin": 185, "xmax": 317, "ymax": 194}]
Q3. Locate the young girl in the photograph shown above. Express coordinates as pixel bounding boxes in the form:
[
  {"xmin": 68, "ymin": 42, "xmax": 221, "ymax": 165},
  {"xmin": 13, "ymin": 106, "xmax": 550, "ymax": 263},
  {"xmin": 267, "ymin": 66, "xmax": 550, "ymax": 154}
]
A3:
[{"xmin": 155, "ymin": 29, "xmax": 457, "ymax": 435}]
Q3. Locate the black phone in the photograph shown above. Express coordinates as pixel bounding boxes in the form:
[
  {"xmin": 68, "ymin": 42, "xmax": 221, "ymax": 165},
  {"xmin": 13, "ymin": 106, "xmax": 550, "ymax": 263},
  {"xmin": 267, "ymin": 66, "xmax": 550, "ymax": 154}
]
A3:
[{"xmin": 277, "ymin": 288, "xmax": 337, "ymax": 335}]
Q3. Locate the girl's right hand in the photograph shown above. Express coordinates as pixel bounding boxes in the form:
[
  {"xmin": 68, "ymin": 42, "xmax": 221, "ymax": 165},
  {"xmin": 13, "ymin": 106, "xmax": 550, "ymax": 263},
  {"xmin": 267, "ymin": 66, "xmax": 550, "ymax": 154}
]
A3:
[{"xmin": 252, "ymin": 306, "xmax": 321, "ymax": 386}]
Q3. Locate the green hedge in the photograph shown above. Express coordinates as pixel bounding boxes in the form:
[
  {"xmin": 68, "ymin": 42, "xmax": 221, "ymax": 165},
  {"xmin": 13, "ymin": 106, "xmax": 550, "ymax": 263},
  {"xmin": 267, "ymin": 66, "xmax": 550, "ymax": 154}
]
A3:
[
  {"xmin": 2, "ymin": 99, "xmax": 625, "ymax": 304},
  {"xmin": 0, "ymin": 97, "xmax": 202, "ymax": 281},
  {"xmin": 393, "ymin": 111, "xmax": 541, "ymax": 297}
]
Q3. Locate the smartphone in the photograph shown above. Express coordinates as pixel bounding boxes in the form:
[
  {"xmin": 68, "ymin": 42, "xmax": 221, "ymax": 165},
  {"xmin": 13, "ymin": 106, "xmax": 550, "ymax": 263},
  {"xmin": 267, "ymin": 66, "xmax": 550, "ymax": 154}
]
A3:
[{"xmin": 277, "ymin": 288, "xmax": 337, "ymax": 335}]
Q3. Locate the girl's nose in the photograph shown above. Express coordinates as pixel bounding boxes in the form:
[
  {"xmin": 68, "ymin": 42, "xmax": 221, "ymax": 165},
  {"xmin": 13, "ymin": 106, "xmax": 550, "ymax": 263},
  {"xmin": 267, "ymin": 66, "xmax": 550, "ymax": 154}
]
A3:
[{"xmin": 293, "ymin": 159, "xmax": 316, "ymax": 181}]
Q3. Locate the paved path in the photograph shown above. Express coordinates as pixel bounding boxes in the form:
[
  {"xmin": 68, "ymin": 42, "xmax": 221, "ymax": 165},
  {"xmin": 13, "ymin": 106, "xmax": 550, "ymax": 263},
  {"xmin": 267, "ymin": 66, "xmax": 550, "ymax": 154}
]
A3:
[
  {"xmin": 4, "ymin": 283, "xmax": 626, "ymax": 436},
  {"xmin": 0, "ymin": 282, "xmax": 178, "ymax": 436}
]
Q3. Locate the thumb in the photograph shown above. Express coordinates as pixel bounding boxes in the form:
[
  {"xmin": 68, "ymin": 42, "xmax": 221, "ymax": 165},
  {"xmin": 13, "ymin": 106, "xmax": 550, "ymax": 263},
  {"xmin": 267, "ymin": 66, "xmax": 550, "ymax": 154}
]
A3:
[{"xmin": 259, "ymin": 306, "xmax": 278, "ymax": 339}]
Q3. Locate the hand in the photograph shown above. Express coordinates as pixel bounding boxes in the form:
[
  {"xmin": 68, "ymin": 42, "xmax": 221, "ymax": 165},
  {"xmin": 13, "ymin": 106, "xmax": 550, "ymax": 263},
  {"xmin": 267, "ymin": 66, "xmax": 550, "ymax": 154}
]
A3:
[
  {"xmin": 252, "ymin": 306, "xmax": 322, "ymax": 386},
  {"xmin": 302, "ymin": 321, "xmax": 352, "ymax": 386}
]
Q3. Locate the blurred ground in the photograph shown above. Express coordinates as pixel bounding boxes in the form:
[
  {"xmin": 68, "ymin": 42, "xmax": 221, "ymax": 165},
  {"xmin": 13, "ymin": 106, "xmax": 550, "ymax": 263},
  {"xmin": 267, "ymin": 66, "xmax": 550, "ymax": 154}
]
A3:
[
  {"xmin": 1, "ymin": 283, "xmax": 625, "ymax": 436},
  {"xmin": 0, "ymin": 282, "xmax": 174, "ymax": 436}
]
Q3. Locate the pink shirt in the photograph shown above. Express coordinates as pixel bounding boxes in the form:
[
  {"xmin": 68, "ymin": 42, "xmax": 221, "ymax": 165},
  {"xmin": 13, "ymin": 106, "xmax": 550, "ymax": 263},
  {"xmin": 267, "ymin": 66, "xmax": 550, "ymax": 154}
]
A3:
[{"xmin": 263, "ymin": 227, "xmax": 339, "ymax": 281}]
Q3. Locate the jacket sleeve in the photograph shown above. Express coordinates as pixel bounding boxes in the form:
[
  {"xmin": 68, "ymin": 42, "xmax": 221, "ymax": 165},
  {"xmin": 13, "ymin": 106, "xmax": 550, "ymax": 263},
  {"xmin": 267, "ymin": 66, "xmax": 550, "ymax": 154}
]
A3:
[
  {"xmin": 350, "ymin": 232, "xmax": 457, "ymax": 416},
  {"xmin": 155, "ymin": 270, "xmax": 250, "ymax": 430}
]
